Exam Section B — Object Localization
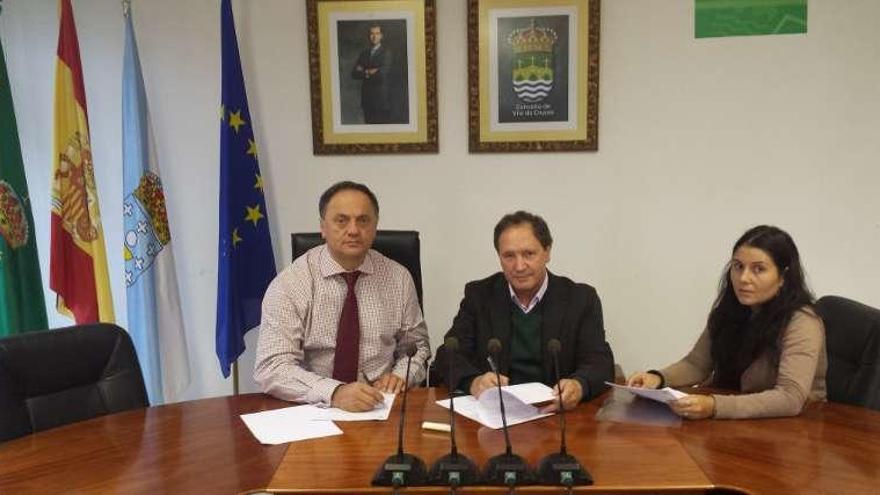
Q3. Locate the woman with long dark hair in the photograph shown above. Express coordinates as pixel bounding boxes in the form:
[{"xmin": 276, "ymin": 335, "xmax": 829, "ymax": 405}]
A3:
[{"xmin": 628, "ymin": 225, "xmax": 827, "ymax": 419}]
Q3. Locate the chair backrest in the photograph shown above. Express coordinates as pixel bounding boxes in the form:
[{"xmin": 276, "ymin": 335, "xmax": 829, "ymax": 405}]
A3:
[
  {"xmin": 291, "ymin": 230, "xmax": 423, "ymax": 310},
  {"xmin": 815, "ymin": 295, "xmax": 880, "ymax": 411},
  {"xmin": 0, "ymin": 323, "xmax": 149, "ymax": 442}
]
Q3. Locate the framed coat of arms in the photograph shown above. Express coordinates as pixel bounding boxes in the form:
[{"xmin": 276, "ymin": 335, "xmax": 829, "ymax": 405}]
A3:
[
  {"xmin": 468, "ymin": 0, "xmax": 599, "ymax": 152},
  {"xmin": 306, "ymin": 0, "xmax": 438, "ymax": 154}
]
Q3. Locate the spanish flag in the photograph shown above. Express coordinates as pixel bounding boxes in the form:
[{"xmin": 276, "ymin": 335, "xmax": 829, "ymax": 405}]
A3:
[{"xmin": 49, "ymin": 0, "xmax": 114, "ymax": 324}]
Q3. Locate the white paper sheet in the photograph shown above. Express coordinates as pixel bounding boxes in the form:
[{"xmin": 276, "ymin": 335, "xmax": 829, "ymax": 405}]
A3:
[
  {"xmin": 311, "ymin": 392, "xmax": 396, "ymax": 421},
  {"xmin": 605, "ymin": 382, "xmax": 689, "ymax": 404},
  {"xmin": 435, "ymin": 382, "xmax": 554, "ymax": 429},
  {"xmin": 500, "ymin": 382, "xmax": 556, "ymax": 404},
  {"xmin": 476, "ymin": 388, "xmax": 550, "ymax": 429},
  {"xmin": 240, "ymin": 405, "xmax": 342, "ymax": 445}
]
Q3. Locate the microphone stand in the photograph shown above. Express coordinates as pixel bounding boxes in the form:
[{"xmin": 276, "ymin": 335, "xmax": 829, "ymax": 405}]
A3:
[
  {"xmin": 536, "ymin": 340, "xmax": 592, "ymax": 490},
  {"xmin": 372, "ymin": 348, "xmax": 428, "ymax": 490},
  {"xmin": 429, "ymin": 338, "xmax": 480, "ymax": 490},
  {"xmin": 483, "ymin": 340, "xmax": 534, "ymax": 489}
]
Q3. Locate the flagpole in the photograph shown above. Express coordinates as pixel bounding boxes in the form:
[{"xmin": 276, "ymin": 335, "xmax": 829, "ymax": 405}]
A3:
[{"xmin": 232, "ymin": 360, "xmax": 239, "ymax": 395}]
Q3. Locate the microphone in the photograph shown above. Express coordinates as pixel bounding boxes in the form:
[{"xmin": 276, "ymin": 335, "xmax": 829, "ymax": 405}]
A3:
[
  {"xmin": 483, "ymin": 338, "xmax": 534, "ymax": 487},
  {"xmin": 429, "ymin": 337, "xmax": 480, "ymax": 488},
  {"xmin": 486, "ymin": 339, "xmax": 512, "ymax": 456},
  {"xmin": 372, "ymin": 344, "xmax": 428, "ymax": 489},
  {"xmin": 536, "ymin": 338, "xmax": 593, "ymax": 488}
]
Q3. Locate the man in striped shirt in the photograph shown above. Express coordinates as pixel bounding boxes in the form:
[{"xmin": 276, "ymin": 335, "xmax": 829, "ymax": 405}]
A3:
[{"xmin": 254, "ymin": 182, "xmax": 430, "ymax": 411}]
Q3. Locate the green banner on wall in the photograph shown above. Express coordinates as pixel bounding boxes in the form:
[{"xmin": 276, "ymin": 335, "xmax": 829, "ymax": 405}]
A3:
[{"xmin": 695, "ymin": 0, "xmax": 807, "ymax": 38}]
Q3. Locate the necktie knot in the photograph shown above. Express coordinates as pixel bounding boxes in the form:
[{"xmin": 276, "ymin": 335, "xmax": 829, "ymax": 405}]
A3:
[{"xmin": 342, "ymin": 271, "xmax": 360, "ymax": 288}]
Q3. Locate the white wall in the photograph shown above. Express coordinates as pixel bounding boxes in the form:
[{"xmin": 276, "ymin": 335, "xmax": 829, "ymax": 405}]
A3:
[{"xmin": 3, "ymin": 0, "xmax": 878, "ymax": 402}]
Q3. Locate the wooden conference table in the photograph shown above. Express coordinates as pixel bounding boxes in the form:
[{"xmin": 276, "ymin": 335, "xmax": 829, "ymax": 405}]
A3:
[{"xmin": 0, "ymin": 388, "xmax": 878, "ymax": 494}]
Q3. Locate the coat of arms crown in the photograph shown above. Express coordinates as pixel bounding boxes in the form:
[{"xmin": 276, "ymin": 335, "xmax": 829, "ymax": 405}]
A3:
[{"xmin": 508, "ymin": 19, "xmax": 558, "ymax": 54}]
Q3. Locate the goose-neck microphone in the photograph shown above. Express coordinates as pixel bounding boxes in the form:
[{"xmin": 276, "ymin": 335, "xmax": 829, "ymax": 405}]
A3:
[
  {"xmin": 536, "ymin": 338, "xmax": 593, "ymax": 489},
  {"xmin": 483, "ymin": 338, "xmax": 534, "ymax": 488},
  {"xmin": 372, "ymin": 345, "xmax": 427, "ymax": 489},
  {"xmin": 428, "ymin": 336, "xmax": 480, "ymax": 488}
]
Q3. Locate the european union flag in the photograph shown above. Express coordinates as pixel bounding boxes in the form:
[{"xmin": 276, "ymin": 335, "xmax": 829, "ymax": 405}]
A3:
[{"xmin": 216, "ymin": 0, "xmax": 276, "ymax": 378}]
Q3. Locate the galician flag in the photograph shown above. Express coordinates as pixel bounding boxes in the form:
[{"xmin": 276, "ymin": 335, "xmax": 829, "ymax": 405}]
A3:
[
  {"xmin": 122, "ymin": 5, "xmax": 190, "ymax": 404},
  {"xmin": 0, "ymin": 19, "xmax": 49, "ymax": 336},
  {"xmin": 50, "ymin": 0, "xmax": 114, "ymax": 323}
]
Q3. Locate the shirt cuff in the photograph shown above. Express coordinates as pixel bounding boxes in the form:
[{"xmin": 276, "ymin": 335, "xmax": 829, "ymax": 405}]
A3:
[
  {"xmin": 308, "ymin": 377, "xmax": 344, "ymax": 406},
  {"xmin": 392, "ymin": 358, "xmax": 424, "ymax": 387}
]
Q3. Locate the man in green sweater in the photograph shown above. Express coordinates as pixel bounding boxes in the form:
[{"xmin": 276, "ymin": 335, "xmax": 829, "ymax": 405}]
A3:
[{"xmin": 440, "ymin": 211, "xmax": 614, "ymax": 411}]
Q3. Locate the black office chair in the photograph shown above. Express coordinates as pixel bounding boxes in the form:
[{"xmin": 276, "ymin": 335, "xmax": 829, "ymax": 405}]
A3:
[
  {"xmin": 291, "ymin": 230, "xmax": 424, "ymax": 310},
  {"xmin": 0, "ymin": 323, "xmax": 149, "ymax": 442},
  {"xmin": 815, "ymin": 296, "xmax": 880, "ymax": 411}
]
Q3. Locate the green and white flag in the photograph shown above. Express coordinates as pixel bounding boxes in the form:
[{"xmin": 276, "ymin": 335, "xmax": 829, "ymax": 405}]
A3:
[
  {"xmin": 0, "ymin": 31, "xmax": 48, "ymax": 336},
  {"xmin": 695, "ymin": 0, "xmax": 807, "ymax": 39}
]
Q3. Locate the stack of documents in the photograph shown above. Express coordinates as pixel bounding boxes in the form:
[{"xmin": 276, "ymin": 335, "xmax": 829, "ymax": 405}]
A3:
[
  {"xmin": 436, "ymin": 382, "xmax": 555, "ymax": 429},
  {"xmin": 241, "ymin": 392, "xmax": 395, "ymax": 445}
]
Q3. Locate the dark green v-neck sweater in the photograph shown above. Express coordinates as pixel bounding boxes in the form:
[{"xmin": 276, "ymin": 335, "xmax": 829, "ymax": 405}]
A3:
[{"xmin": 509, "ymin": 300, "xmax": 544, "ymax": 385}]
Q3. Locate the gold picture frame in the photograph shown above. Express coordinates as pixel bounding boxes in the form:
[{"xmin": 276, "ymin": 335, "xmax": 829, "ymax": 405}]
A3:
[
  {"xmin": 468, "ymin": 0, "xmax": 599, "ymax": 152},
  {"xmin": 307, "ymin": 0, "xmax": 438, "ymax": 154}
]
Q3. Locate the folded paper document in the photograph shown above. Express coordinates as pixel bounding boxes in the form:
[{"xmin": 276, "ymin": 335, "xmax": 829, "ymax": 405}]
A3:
[
  {"xmin": 605, "ymin": 382, "xmax": 689, "ymax": 404},
  {"xmin": 436, "ymin": 382, "xmax": 555, "ymax": 429},
  {"xmin": 240, "ymin": 394, "xmax": 395, "ymax": 445},
  {"xmin": 240, "ymin": 405, "xmax": 342, "ymax": 445}
]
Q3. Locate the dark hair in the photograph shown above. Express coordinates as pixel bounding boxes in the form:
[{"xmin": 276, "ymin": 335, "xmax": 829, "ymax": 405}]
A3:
[
  {"xmin": 707, "ymin": 225, "xmax": 814, "ymax": 389},
  {"xmin": 493, "ymin": 211, "xmax": 553, "ymax": 251},
  {"xmin": 318, "ymin": 181, "xmax": 379, "ymax": 219}
]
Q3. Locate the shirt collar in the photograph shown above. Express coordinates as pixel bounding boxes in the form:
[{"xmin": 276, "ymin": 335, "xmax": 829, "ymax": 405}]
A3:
[
  {"xmin": 319, "ymin": 244, "xmax": 375, "ymax": 278},
  {"xmin": 508, "ymin": 272, "xmax": 549, "ymax": 314}
]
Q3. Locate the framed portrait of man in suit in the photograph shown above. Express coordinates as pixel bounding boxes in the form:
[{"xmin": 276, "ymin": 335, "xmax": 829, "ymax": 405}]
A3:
[
  {"xmin": 307, "ymin": 0, "xmax": 438, "ymax": 154},
  {"xmin": 468, "ymin": 0, "xmax": 599, "ymax": 152}
]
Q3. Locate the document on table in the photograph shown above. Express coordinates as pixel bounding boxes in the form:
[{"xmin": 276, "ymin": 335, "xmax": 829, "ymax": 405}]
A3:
[
  {"xmin": 240, "ymin": 405, "xmax": 342, "ymax": 445},
  {"xmin": 436, "ymin": 382, "xmax": 554, "ymax": 429},
  {"xmin": 241, "ymin": 393, "xmax": 397, "ymax": 444},
  {"xmin": 311, "ymin": 392, "xmax": 396, "ymax": 421},
  {"xmin": 605, "ymin": 382, "xmax": 689, "ymax": 404},
  {"xmin": 502, "ymin": 382, "xmax": 556, "ymax": 403}
]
